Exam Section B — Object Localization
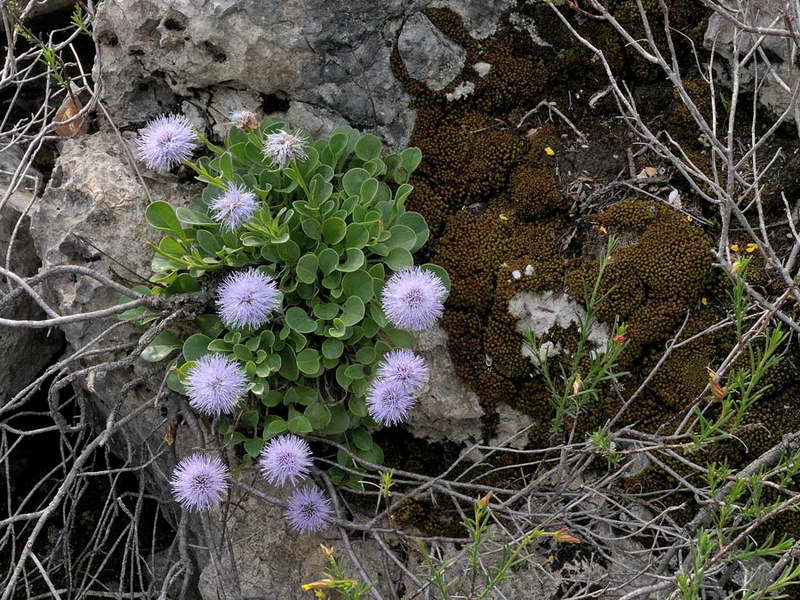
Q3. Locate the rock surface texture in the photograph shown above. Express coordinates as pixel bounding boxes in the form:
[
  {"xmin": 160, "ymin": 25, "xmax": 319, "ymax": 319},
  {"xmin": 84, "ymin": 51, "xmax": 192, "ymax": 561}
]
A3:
[
  {"xmin": 29, "ymin": 132, "xmax": 198, "ymax": 505},
  {"xmin": 705, "ymin": 0, "xmax": 800, "ymax": 118},
  {"xmin": 93, "ymin": 0, "xmax": 513, "ymax": 148},
  {"xmin": 197, "ymin": 485, "xmax": 398, "ymax": 600},
  {"xmin": 398, "ymin": 12, "xmax": 466, "ymax": 91},
  {"xmin": 0, "ymin": 147, "xmax": 64, "ymax": 404}
]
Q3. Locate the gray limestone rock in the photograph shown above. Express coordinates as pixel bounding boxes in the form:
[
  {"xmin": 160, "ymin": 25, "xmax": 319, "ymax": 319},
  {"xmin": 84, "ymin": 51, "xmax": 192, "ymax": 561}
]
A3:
[
  {"xmin": 197, "ymin": 484, "xmax": 399, "ymax": 600},
  {"xmin": 0, "ymin": 188, "xmax": 64, "ymax": 403},
  {"xmin": 705, "ymin": 1, "xmax": 800, "ymax": 119},
  {"xmin": 93, "ymin": 1, "xmax": 515, "ymax": 149},
  {"xmin": 93, "ymin": 0, "xmax": 418, "ymax": 149},
  {"xmin": 407, "ymin": 325, "xmax": 485, "ymax": 445},
  {"xmin": 398, "ymin": 12, "xmax": 466, "ymax": 91},
  {"xmin": 28, "ymin": 132, "xmax": 199, "ymax": 505}
]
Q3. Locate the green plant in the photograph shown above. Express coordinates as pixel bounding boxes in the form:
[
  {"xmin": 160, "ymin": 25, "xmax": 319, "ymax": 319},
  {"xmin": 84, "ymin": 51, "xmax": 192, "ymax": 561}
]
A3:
[
  {"xmin": 301, "ymin": 545, "xmax": 372, "ymax": 599},
  {"xmin": 131, "ymin": 118, "xmax": 448, "ymax": 485},
  {"xmin": 689, "ymin": 259, "xmax": 788, "ymax": 449},
  {"xmin": 589, "ymin": 428, "xmax": 624, "ymax": 464},
  {"xmin": 414, "ymin": 494, "xmax": 579, "ymax": 599},
  {"xmin": 523, "ymin": 235, "xmax": 629, "ymax": 433}
]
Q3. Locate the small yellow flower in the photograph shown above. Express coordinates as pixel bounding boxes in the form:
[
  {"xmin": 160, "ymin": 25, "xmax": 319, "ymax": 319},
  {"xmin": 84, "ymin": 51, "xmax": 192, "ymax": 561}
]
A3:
[
  {"xmin": 302, "ymin": 579, "xmax": 336, "ymax": 591},
  {"xmin": 499, "ymin": 214, "xmax": 509, "ymax": 221},
  {"xmin": 544, "ymin": 146, "xmax": 555, "ymax": 156},
  {"xmin": 684, "ymin": 215, "xmax": 693, "ymax": 222},
  {"xmin": 729, "ymin": 244, "xmax": 740, "ymax": 252},
  {"xmin": 701, "ymin": 297, "xmax": 708, "ymax": 306},
  {"xmin": 598, "ymin": 224, "xmax": 607, "ymax": 234},
  {"xmin": 746, "ymin": 242, "xmax": 758, "ymax": 253}
]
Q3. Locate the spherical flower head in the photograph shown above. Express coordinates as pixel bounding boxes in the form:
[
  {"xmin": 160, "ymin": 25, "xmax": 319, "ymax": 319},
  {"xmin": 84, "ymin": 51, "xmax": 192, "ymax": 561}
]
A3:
[
  {"xmin": 170, "ymin": 453, "xmax": 229, "ymax": 511},
  {"xmin": 135, "ymin": 114, "xmax": 197, "ymax": 171},
  {"xmin": 377, "ymin": 349, "xmax": 429, "ymax": 393},
  {"xmin": 228, "ymin": 109, "xmax": 258, "ymax": 131},
  {"xmin": 381, "ymin": 267, "xmax": 446, "ymax": 331},
  {"xmin": 210, "ymin": 183, "xmax": 258, "ymax": 230},
  {"xmin": 185, "ymin": 354, "xmax": 247, "ymax": 417},
  {"xmin": 262, "ymin": 129, "xmax": 308, "ymax": 169},
  {"xmin": 258, "ymin": 433, "xmax": 313, "ymax": 487},
  {"xmin": 366, "ymin": 378, "xmax": 416, "ymax": 426},
  {"xmin": 216, "ymin": 268, "xmax": 280, "ymax": 330},
  {"xmin": 285, "ymin": 485, "xmax": 333, "ymax": 535}
]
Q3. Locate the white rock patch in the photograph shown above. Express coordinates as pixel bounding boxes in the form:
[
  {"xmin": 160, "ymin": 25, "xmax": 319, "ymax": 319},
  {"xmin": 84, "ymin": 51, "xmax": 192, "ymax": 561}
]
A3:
[
  {"xmin": 446, "ymin": 81, "xmax": 475, "ymax": 101},
  {"xmin": 508, "ymin": 291, "xmax": 610, "ymax": 364},
  {"xmin": 473, "ymin": 61, "xmax": 492, "ymax": 77}
]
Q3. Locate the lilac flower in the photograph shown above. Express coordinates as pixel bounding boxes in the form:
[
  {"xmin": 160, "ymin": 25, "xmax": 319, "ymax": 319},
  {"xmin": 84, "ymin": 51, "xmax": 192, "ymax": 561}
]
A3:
[
  {"xmin": 377, "ymin": 349, "xmax": 429, "ymax": 393},
  {"xmin": 262, "ymin": 129, "xmax": 308, "ymax": 168},
  {"xmin": 216, "ymin": 268, "xmax": 280, "ymax": 329},
  {"xmin": 258, "ymin": 434, "xmax": 313, "ymax": 487},
  {"xmin": 135, "ymin": 114, "xmax": 197, "ymax": 171},
  {"xmin": 366, "ymin": 378, "xmax": 416, "ymax": 426},
  {"xmin": 381, "ymin": 267, "xmax": 446, "ymax": 331},
  {"xmin": 210, "ymin": 183, "xmax": 258, "ymax": 230},
  {"xmin": 285, "ymin": 485, "xmax": 333, "ymax": 535},
  {"xmin": 185, "ymin": 354, "xmax": 247, "ymax": 417},
  {"xmin": 170, "ymin": 453, "xmax": 229, "ymax": 511}
]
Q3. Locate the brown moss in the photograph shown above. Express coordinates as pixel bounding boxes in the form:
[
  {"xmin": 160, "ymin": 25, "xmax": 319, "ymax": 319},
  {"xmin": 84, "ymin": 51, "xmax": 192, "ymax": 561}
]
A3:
[
  {"xmin": 509, "ymin": 127, "xmax": 569, "ymax": 220},
  {"xmin": 411, "ymin": 111, "xmax": 528, "ymax": 209}
]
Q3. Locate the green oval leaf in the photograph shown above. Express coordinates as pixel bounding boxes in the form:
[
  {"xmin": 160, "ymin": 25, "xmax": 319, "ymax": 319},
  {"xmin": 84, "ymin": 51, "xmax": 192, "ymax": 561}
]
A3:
[
  {"xmin": 322, "ymin": 339, "xmax": 344, "ymax": 359},
  {"xmin": 323, "ymin": 405, "xmax": 350, "ymax": 435},
  {"xmin": 339, "ymin": 296, "xmax": 365, "ymax": 327},
  {"xmin": 288, "ymin": 414, "xmax": 314, "ymax": 434},
  {"xmin": 342, "ymin": 167, "xmax": 369, "ymax": 197},
  {"xmin": 355, "ymin": 134, "xmax": 382, "ymax": 161},
  {"xmin": 397, "ymin": 211, "xmax": 429, "ymax": 252},
  {"xmin": 183, "ymin": 333, "xmax": 212, "ymax": 361},
  {"xmin": 341, "ymin": 270, "xmax": 374, "ymax": 302},
  {"xmin": 265, "ymin": 417, "xmax": 288, "ymax": 438},
  {"xmin": 275, "ymin": 239, "xmax": 301, "ymax": 264},
  {"xmin": 146, "ymin": 201, "xmax": 182, "ymax": 234},
  {"xmin": 336, "ymin": 248, "xmax": 365, "ymax": 272},
  {"xmin": 285, "ymin": 306, "xmax": 318, "ymax": 334},
  {"xmin": 296, "ymin": 253, "xmax": 319, "ymax": 284},
  {"xmin": 322, "ymin": 217, "xmax": 347, "ymax": 245},
  {"xmin": 305, "ymin": 402, "xmax": 332, "ymax": 430},
  {"xmin": 318, "ymin": 247, "xmax": 339, "ymax": 275},
  {"xmin": 386, "ymin": 225, "xmax": 417, "ymax": 251},
  {"xmin": 296, "ymin": 348, "xmax": 320, "ymax": 375},
  {"xmin": 345, "ymin": 223, "xmax": 370, "ymax": 249},
  {"xmin": 140, "ymin": 330, "xmax": 181, "ymax": 362},
  {"xmin": 384, "ymin": 247, "xmax": 413, "ymax": 271}
]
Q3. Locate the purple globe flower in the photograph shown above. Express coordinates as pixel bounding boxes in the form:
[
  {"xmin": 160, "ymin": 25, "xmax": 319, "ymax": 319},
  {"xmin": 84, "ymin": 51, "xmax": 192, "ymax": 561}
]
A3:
[
  {"xmin": 366, "ymin": 378, "xmax": 416, "ymax": 426},
  {"xmin": 216, "ymin": 268, "xmax": 280, "ymax": 329},
  {"xmin": 285, "ymin": 485, "xmax": 333, "ymax": 535},
  {"xmin": 185, "ymin": 354, "xmax": 247, "ymax": 417},
  {"xmin": 377, "ymin": 349, "xmax": 429, "ymax": 393},
  {"xmin": 262, "ymin": 129, "xmax": 308, "ymax": 168},
  {"xmin": 381, "ymin": 267, "xmax": 446, "ymax": 331},
  {"xmin": 210, "ymin": 183, "xmax": 258, "ymax": 230},
  {"xmin": 135, "ymin": 114, "xmax": 197, "ymax": 171},
  {"xmin": 170, "ymin": 453, "xmax": 229, "ymax": 511},
  {"xmin": 258, "ymin": 434, "xmax": 313, "ymax": 487}
]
